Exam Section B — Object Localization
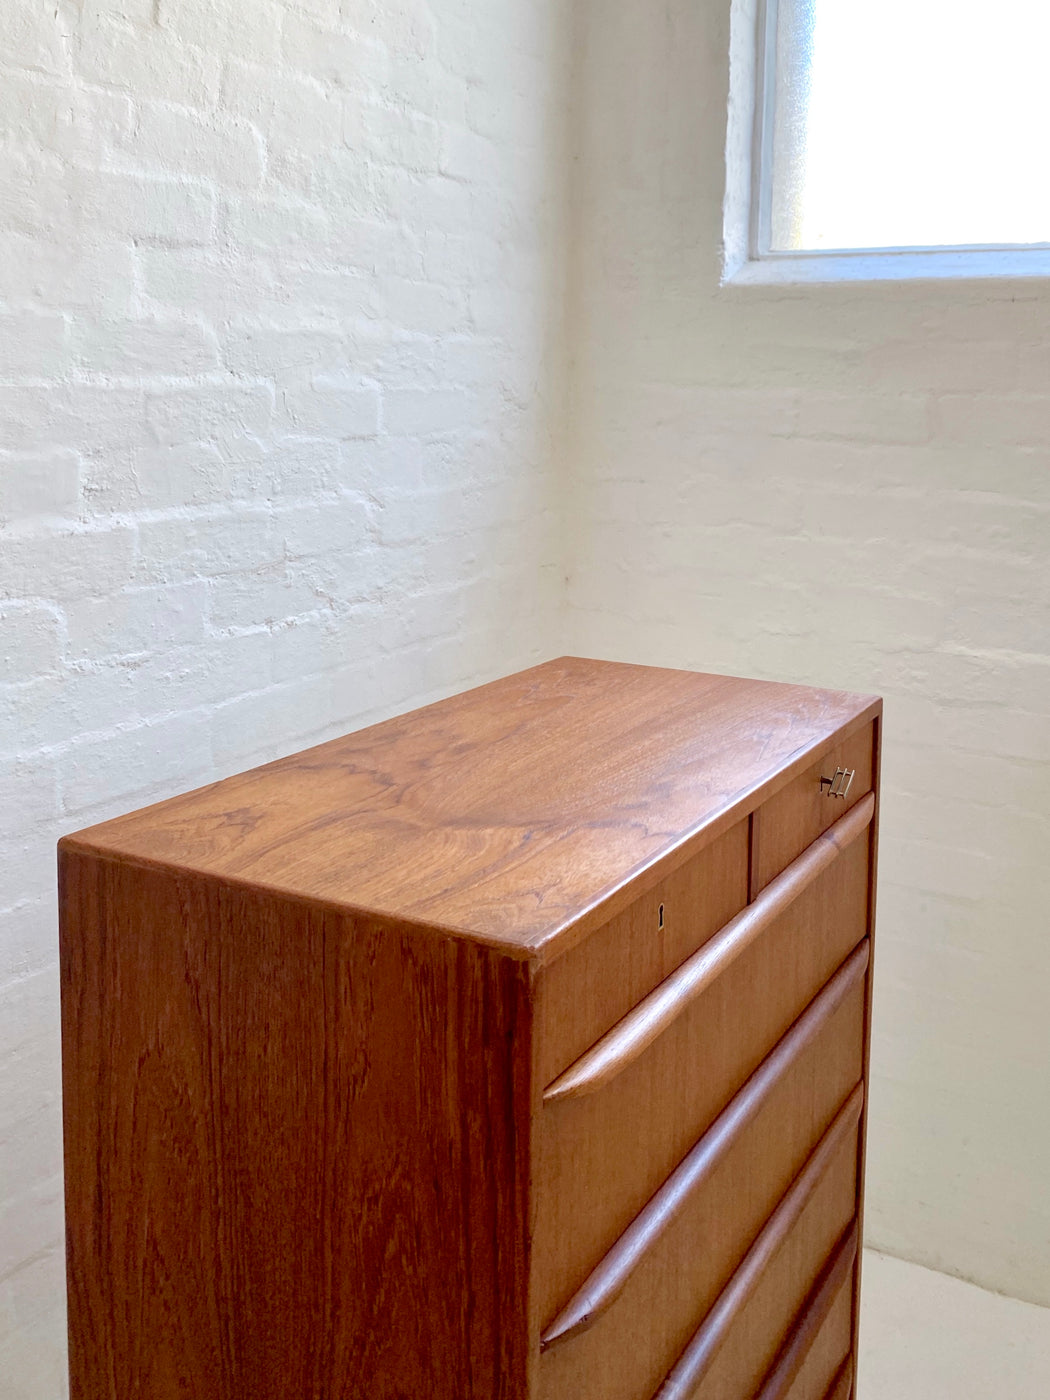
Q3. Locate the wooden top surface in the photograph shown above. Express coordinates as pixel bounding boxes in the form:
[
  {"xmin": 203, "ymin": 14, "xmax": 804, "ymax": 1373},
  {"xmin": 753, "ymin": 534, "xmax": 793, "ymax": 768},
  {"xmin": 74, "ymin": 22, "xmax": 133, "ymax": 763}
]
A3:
[{"xmin": 62, "ymin": 657, "xmax": 880, "ymax": 958}]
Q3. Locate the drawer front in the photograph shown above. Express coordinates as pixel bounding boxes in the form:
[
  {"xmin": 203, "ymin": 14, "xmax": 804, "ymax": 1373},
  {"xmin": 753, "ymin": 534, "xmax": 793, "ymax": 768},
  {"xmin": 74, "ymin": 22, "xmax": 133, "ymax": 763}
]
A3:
[
  {"xmin": 778, "ymin": 1278, "xmax": 854, "ymax": 1400},
  {"xmin": 752, "ymin": 721, "xmax": 875, "ymax": 896},
  {"xmin": 755, "ymin": 1218, "xmax": 857, "ymax": 1400},
  {"xmin": 657, "ymin": 1105, "xmax": 861, "ymax": 1400},
  {"xmin": 533, "ymin": 823, "xmax": 870, "ymax": 1329},
  {"xmin": 535, "ymin": 821, "xmax": 748, "ymax": 1086},
  {"xmin": 536, "ymin": 974, "xmax": 865, "ymax": 1400}
]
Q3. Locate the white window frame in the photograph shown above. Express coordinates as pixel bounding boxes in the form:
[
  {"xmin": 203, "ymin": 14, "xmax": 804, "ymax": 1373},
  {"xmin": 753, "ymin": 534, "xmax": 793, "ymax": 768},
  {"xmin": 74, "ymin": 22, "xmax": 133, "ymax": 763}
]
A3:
[{"xmin": 722, "ymin": 0, "xmax": 1050, "ymax": 285}]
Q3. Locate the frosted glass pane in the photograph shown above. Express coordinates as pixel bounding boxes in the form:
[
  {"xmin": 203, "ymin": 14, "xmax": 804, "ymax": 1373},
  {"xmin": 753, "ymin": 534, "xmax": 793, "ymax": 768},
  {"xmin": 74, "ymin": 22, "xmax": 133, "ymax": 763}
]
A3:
[{"xmin": 768, "ymin": 0, "xmax": 1050, "ymax": 251}]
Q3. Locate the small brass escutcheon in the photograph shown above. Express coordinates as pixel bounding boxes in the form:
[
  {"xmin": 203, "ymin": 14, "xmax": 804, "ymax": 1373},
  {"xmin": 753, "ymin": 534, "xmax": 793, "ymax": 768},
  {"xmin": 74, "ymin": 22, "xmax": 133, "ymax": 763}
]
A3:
[{"xmin": 820, "ymin": 767, "xmax": 855, "ymax": 799}]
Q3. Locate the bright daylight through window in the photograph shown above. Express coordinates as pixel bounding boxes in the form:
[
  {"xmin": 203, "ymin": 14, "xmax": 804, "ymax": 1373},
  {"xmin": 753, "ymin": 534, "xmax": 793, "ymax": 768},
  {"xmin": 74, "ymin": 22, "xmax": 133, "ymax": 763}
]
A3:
[{"xmin": 758, "ymin": 0, "xmax": 1050, "ymax": 256}]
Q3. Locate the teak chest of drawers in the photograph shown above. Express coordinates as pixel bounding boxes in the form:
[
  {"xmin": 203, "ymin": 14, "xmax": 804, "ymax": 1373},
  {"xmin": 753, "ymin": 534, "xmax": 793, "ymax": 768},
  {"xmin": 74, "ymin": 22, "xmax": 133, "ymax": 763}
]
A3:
[{"xmin": 59, "ymin": 657, "xmax": 881, "ymax": 1400}]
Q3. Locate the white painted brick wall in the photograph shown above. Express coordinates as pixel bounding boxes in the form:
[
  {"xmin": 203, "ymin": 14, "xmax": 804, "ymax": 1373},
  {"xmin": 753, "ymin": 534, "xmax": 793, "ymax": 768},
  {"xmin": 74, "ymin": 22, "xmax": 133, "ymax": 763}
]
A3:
[
  {"xmin": 567, "ymin": 0, "xmax": 1050, "ymax": 1312},
  {"xmin": 0, "ymin": 1, "xmax": 570, "ymax": 1393}
]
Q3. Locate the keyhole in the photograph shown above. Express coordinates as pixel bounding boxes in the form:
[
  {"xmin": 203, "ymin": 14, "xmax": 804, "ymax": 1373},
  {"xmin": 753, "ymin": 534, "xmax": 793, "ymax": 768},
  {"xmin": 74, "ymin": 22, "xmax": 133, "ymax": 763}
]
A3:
[{"xmin": 658, "ymin": 904, "xmax": 664, "ymax": 929}]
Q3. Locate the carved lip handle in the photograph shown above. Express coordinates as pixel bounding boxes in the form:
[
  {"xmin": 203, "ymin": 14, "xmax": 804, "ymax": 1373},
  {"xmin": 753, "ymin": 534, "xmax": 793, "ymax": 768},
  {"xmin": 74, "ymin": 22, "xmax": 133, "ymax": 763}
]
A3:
[
  {"xmin": 539, "ymin": 942, "xmax": 870, "ymax": 1351},
  {"xmin": 543, "ymin": 791, "xmax": 875, "ymax": 1105}
]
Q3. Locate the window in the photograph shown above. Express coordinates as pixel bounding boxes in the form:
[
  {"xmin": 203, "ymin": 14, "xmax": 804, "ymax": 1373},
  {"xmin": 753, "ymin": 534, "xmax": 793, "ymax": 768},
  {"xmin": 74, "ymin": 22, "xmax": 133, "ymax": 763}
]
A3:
[{"xmin": 724, "ymin": 0, "xmax": 1050, "ymax": 282}]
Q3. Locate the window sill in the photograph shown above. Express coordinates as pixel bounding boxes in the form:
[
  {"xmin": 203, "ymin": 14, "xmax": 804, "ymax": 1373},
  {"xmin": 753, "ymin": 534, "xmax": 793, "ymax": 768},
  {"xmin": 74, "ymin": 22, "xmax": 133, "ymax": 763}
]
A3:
[{"xmin": 724, "ymin": 247, "xmax": 1050, "ymax": 287}]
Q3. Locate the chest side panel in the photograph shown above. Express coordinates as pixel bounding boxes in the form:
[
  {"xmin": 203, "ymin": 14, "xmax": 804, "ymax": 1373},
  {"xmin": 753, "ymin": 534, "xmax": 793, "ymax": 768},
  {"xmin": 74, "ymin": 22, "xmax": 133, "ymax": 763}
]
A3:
[{"xmin": 60, "ymin": 847, "xmax": 534, "ymax": 1400}]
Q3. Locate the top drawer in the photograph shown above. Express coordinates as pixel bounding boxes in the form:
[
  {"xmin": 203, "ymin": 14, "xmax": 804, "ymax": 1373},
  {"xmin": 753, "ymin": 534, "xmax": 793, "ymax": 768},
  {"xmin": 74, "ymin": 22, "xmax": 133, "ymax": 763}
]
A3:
[{"xmin": 751, "ymin": 722, "xmax": 876, "ymax": 896}]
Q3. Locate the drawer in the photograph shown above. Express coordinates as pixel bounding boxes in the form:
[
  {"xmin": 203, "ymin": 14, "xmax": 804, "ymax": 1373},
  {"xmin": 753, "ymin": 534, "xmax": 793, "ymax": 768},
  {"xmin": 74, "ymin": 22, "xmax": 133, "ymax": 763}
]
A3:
[
  {"xmin": 536, "ymin": 958, "xmax": 866, "ymax": 1400},
  {"xmin": 535, "ymin": 821, "xmax": 748, "ymax": 1086},
  {"xmin": 751, "ymin": 721, "xmax": 876, "ymax": 895},
  {"xmin": 821, "ymin": 1357, "xmax": 855, "ymax": 1400},
  {"xmin": 754, "ymin": 1221, "xmax": 857, "ymax": 1400},
  {"xmin": 776, "ymin": 1277, "xmax": 854, "ymax": 1400},
  {"xmin": 533, "ymin": 798, "xmax": 872, "ymax": 1329},
  {"xmin": 653, "ymin": 1096, "xmax": 861, "ymax": 1400}
]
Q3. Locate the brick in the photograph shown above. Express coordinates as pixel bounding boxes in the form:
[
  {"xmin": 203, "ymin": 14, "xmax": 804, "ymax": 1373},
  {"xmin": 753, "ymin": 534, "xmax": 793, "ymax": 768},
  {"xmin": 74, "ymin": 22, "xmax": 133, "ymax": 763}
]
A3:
[
  {"xmin": 118, "ymin": 103, "xmax": 265, "ymax": 190},
  {"xmin": 0, "ymin": 153, "xmax": 74, "ymax": 239},
  {"xmin": 221, "ymin": 326, "xmax": 347, "ymax": 379},
  {"xmin": 209, "ymin": 676, "xmax": 335, "ymax": 771},
  {"xmin": 220, "ymin": 194, "xmax": 331, "ymax": 256},
  {"xmin": 93, "ymin": 441, "xmax": 260, "ymax": 513},
  {"xmin": 60, "ymin": 711, "xmax": 214, "ymax": 817},
  {"xmin": 206, "ymin": 566, "xmax": 328, "ymax": 634},
  {"xmin": 145, "ymin": 384, "xmax": 274, "ymax": 450},
  {"xmin": 378, "ymin": 274, "xmax": 469, "ymax": 336},
  {"xmin": 0, "ymin": 309, "xmax": 68, "ymax": 380},
  {"xmin": 0, "ymin": 899, "xmax": 55, "ymax": 987},
  {"xmin": 935, "ymin": 394, "xmax": 1050, "ymax": 448},
  {"xmin": 795, "ymin": 392, "xmax": 932, "ymax": 445},
  {"xmin": 76, "ymin": 11, "xmax": 222, "ymax": 106},
  {"xmin": 0, "ymin": 1170, "xmax": 63, "ymax": 1280},
  {"xmin": 361, "ymin": 104, "xmax": 442, "ymax": 173},
  {"xmin": 0, "ymin": 232, "xmax": 134, "ymax": 315},
  {"xmin": 66, "ymin": 581, "xmax": 208, "ymax": 660},
  {"xmin": 0, "ymin": 1100, "xmax": 61, "ymax": 1205},
  {"xmin": 282, "ymin": 14, "xmax": 389, "ymax": 89},
  {"xmin": 0, "ymin": 665, "xmax": 134, "ymax": 763},
  {"xmin": 383, "ymin": 388, "xmax": 472, "ymax": 436},
  {"xmin": 72, "ymin": 316, "xmax": 219, "ymax": 377},
  {"xmin": 0, "ymin": 521, "xmax": 136, "ymax": 600},
  {"xmin": 0, "ymin": 1030, "xmax": 60, "ymax": 1143},
  {"xmin": 157, "ymin": 0, "xmax": 282, "ymax": 63},
  {"xmin": 3, "ymin": 1247, "xmax": 66, "ymax": 1329},
  {"xmin": 440, "ymin": 123, "xmax": 503, "ymax": 185},
  {"xmin": 276, "ymin": 265, "xmax": 379, "ymax": 321},
  {"xmin": 0, "ymin": 757, "xmax": 59, "ymax": 843},
  {"xmin": 272, "ymin": 493, "xmax": 373, "ymax": 558},
  {"xmin": 0, "ymin": 606, "xmax": 62, "ymax": 683},
  {"xmin": 135, "ymin": 507, "xmax": 279, "ymax": 582},
  {"xmin": 278, "ymin": 377, "xmax": 381, "ymax": 439},
  {"xmin": 0, "ymin": 449, "xmax": 80, "ymax": 522},
  {"xmin": 139, "ymin": 248, "xmax": 282, "ymax": 321},
  {"xmin": 4, "ymin": 0, "xmax": 74, "ymax": 76},
  {"xmin": 78, "ymin": 170, "xmax": 216, "ymax": 244},
  {"xmin": 221, "ymin": 63, "xmax": 343, "ymax": 157},
  {"xmin": 265, "ymin": 436, "xmax": 345, "ymax": 497}
]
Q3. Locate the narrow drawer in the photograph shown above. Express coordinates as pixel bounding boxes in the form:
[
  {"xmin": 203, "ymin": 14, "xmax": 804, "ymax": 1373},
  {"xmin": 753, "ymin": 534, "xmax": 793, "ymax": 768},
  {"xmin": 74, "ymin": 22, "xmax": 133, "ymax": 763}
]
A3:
[
  {"xmin": 534, "ymin": 820, "xmax": 748, "ymax": 1086},
  {"xmin": 653, "ymin": 1103, "xmax": 861, "ymax": 1400},
  {"xmin": 751, "ymin": 720, "xmax": 875, "ymax": 895},
  {"xmin": 533, "ymin": 799, "xmax": 871, "ymax": 1330},
  {"xmin": 754, "ymin": 1221, "xmax": 857, "ymax": 1400},
  {"xmin": 536, "ymin": 961, "xmax": 866, "ymax": 1400},
  {"xmin": 778, "ymin": 1278, "xmax": 854, "ymax": 1400}
]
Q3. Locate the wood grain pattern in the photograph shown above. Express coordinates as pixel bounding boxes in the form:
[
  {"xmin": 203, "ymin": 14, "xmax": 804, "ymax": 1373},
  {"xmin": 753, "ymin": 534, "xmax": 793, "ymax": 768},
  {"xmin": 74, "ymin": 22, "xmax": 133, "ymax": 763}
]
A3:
[
  {"xmin": 60, "ymin": 849, "xmax": 533, "ymax": 1400},
  {"xmin": 533, "ymin": 840, "xmax": 870, "ymax": 1331},
  {"xmin": 61, "ymin": 656, "xmax": 880, "ymax": 956},
  {"xmin": 541, "ymin": 943, "xmax": 869, "ymax": 1349},
  {"xmin": 755, "ymin": 1222, "xmax": 859, "ymax": 1400},
  {"xmin": 545, "ymin": 796, "xmax": 874, "ymax": 1103},
  {"xmin": 653, "ymin": 1085, "xmax": 863, "ymax": 1400}
]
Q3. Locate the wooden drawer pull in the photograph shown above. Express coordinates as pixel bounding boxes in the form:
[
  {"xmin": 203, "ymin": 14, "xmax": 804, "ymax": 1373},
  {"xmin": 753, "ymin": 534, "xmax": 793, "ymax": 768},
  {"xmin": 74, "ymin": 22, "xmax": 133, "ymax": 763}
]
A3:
[
  {"xmin": 544, "ymin": 792, "xmax": 875, "ymax": 1103},
  {"xmin": 754, "ymin": 1221, "xmax": 859, "ymax": 1400},
  {"xmin": 540, "ymin": 941, "xmax": 869, "ymax": 1351},
  {"xmin": 652, "ymin": 1083, "xmax": 865, "ymax": 1400},
  {"xmin": 824, "ymin": 1355, "xmax": 855, "ymax": 1400}
]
